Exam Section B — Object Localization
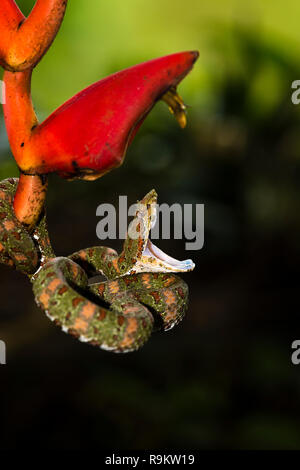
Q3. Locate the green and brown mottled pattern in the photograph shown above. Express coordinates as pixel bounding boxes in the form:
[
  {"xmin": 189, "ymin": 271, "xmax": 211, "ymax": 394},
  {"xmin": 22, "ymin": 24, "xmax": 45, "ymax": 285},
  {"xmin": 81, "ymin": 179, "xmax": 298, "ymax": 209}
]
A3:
[
  {"xmin": 33, "ymin": 243, "xmax": 189, "ymax": 352},
  {"xmin": 0, "ymin": 178, "xmax": 55, "ymax": 275},
  {"xmin": 0, "ymin": 180, "xmax": 190, "ymax": 353},
  {"xmin": 33, "ymin": 257, "xmax": 154, "ymax": 352},
  {"xmin": 0, "ymin": 178, "xmax": 39, "ymax": 274},
  {"xmin": 69, "ymin": 219, "xmax": 147, "ymax": 280},
  {"xmin": 89, "ymin": 271, "xmax": 188, "ymax": 331}
]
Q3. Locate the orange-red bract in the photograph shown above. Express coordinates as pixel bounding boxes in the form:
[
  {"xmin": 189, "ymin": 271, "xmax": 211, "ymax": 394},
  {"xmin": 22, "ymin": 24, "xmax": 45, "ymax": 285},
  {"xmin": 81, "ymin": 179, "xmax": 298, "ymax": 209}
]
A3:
[{"xmin": 4, "ymin": 51, "xmax": 198, "ymax": 180}]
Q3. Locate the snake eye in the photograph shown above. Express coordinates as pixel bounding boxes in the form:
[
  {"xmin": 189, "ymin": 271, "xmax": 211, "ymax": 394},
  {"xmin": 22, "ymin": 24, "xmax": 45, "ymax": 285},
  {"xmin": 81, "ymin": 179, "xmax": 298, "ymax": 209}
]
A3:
[{"xmin": 120, "ymin": 263, "xmax": 127, "ymax": 272}]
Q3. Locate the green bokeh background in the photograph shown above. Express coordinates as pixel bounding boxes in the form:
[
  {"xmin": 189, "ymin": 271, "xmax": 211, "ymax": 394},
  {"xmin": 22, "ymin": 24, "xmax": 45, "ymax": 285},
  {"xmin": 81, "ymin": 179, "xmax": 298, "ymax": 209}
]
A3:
[{"xmin": 1, "ymin": 0, "xmax": 300, "ymax": 450}]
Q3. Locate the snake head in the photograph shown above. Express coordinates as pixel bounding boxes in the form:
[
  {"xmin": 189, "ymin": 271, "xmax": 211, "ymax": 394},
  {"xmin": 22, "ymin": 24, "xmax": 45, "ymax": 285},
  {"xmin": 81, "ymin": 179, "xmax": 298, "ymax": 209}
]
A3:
[
  {"xmin": 126, "ymin": 190, "xmax": 195, "ymax": 275},
  {"xmin": 132, "ymin": 189, "xmax": 158, "ymax": 237}
]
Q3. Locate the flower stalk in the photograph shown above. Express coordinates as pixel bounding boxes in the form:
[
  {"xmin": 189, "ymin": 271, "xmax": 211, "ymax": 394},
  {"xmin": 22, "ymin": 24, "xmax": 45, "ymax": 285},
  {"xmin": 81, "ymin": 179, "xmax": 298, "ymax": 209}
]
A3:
[
  {"xmin": 1, "ymin": 1, "xmax": 199, "ymax": 231},
  {"xmin": 13, "ymin": 173, "xmax": 48, "ymax": 230}
]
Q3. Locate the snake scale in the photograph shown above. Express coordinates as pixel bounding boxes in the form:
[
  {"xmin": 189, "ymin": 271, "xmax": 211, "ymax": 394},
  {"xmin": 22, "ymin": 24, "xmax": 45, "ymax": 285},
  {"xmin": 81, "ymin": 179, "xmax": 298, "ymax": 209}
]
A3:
[{"xmin": 0, "ymin": 178, "xmax": 194, "ymax": 352}]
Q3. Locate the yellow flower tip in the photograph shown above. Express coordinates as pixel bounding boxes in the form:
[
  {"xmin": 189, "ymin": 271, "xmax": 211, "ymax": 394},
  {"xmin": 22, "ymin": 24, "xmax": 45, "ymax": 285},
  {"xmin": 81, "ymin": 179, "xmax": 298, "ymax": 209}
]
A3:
[{"xmin": 161, "ymin": 86, "xmax": 188, "ymax": 128}]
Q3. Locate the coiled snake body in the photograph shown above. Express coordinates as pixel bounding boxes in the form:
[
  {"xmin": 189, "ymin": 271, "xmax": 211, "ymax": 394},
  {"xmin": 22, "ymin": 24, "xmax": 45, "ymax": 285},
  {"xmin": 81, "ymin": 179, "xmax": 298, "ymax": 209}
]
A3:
[{"xmin": 0, "ymin": 178, "xmax": 194, "ymax": 352}]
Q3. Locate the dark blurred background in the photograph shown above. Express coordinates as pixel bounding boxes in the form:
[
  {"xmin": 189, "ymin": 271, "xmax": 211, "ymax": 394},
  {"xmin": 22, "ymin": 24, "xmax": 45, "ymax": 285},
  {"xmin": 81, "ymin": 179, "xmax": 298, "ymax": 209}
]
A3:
[{"xmin": 1, "ymin": 0, "xmax": 300, "ymax": 450}]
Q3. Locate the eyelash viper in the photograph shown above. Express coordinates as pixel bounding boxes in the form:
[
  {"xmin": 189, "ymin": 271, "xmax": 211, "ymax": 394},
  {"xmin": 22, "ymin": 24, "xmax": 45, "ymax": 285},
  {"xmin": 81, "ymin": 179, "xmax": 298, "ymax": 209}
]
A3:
[{"xmin": 0, "ymin": 178, "xmax": 194, "ymax": 353}]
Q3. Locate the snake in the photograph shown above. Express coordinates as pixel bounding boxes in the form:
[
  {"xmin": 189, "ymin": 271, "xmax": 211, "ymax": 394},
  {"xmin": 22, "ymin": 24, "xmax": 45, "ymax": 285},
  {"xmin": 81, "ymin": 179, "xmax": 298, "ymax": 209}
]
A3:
[{"xmin": 0, "ymin": 178, "xmax": 194, "ymax": 353}]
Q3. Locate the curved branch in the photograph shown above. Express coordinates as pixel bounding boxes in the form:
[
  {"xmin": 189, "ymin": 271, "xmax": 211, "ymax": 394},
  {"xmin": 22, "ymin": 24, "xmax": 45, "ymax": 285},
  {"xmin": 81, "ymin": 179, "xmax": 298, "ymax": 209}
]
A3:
[
  {"xmin": 3, "ymin": 69, "xmax": 38, "ymax": 166},
  {"xmin": 3, "ymin": 51, "xmax": 198, "ymax": 228},
  {"xmin": 2, "ymin": 70, "xmax": 46, "ymax": 228},
  {"xmin": 0, "ymin": 0, "xmax": 68, "ymax": 71}
]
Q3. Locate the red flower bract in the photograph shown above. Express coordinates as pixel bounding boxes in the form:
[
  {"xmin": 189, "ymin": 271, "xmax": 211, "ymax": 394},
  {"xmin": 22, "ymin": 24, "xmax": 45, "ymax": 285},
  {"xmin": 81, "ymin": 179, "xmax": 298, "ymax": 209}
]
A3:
[
  {"xmin": 8, "ymin": 51, "xmax": 198, "ymax": 180},
  {"xmin": 1, "ymin": 1, "xmax": 199, "ymax": 229}
]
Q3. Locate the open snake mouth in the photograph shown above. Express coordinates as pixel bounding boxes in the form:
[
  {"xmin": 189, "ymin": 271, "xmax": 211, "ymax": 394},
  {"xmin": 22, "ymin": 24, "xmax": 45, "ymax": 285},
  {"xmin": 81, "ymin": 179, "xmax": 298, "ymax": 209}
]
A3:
[
  {"xmin": 130, "ymin": 190, "xmax": 195, "ymax": 274},
  {"xmin": 142, "ymin": 239, "xmax": 195, "ymax": 272}
]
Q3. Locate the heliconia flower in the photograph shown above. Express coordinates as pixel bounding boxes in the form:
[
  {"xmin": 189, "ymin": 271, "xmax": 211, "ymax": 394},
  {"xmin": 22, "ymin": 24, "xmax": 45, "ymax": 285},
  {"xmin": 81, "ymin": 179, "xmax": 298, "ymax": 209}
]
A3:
[
  {"xmin": 4, "ymin": 51, "xmax": 199, "ymax": 181},
  {"xmin": 3, "ymin": 50, "xmax": 198, "ymax": 228},
  {"xmin": 0, "ymin": 0, "xmax": 67, "ymax": 71}
]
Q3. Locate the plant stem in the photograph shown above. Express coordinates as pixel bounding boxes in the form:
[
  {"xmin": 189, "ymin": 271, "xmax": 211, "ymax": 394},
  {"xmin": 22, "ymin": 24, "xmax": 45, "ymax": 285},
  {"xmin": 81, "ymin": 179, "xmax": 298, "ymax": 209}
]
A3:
[
  {"xmin": 13, "ymin": 173, "xmax": 48, "ymax": 231},
  {"xmin": 3, "ymin": 69, "xmax": 38, "ymax": 171},
  {"xmin": 0, "ymin": 0, "xmax": 68, "ymax": 71}
]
